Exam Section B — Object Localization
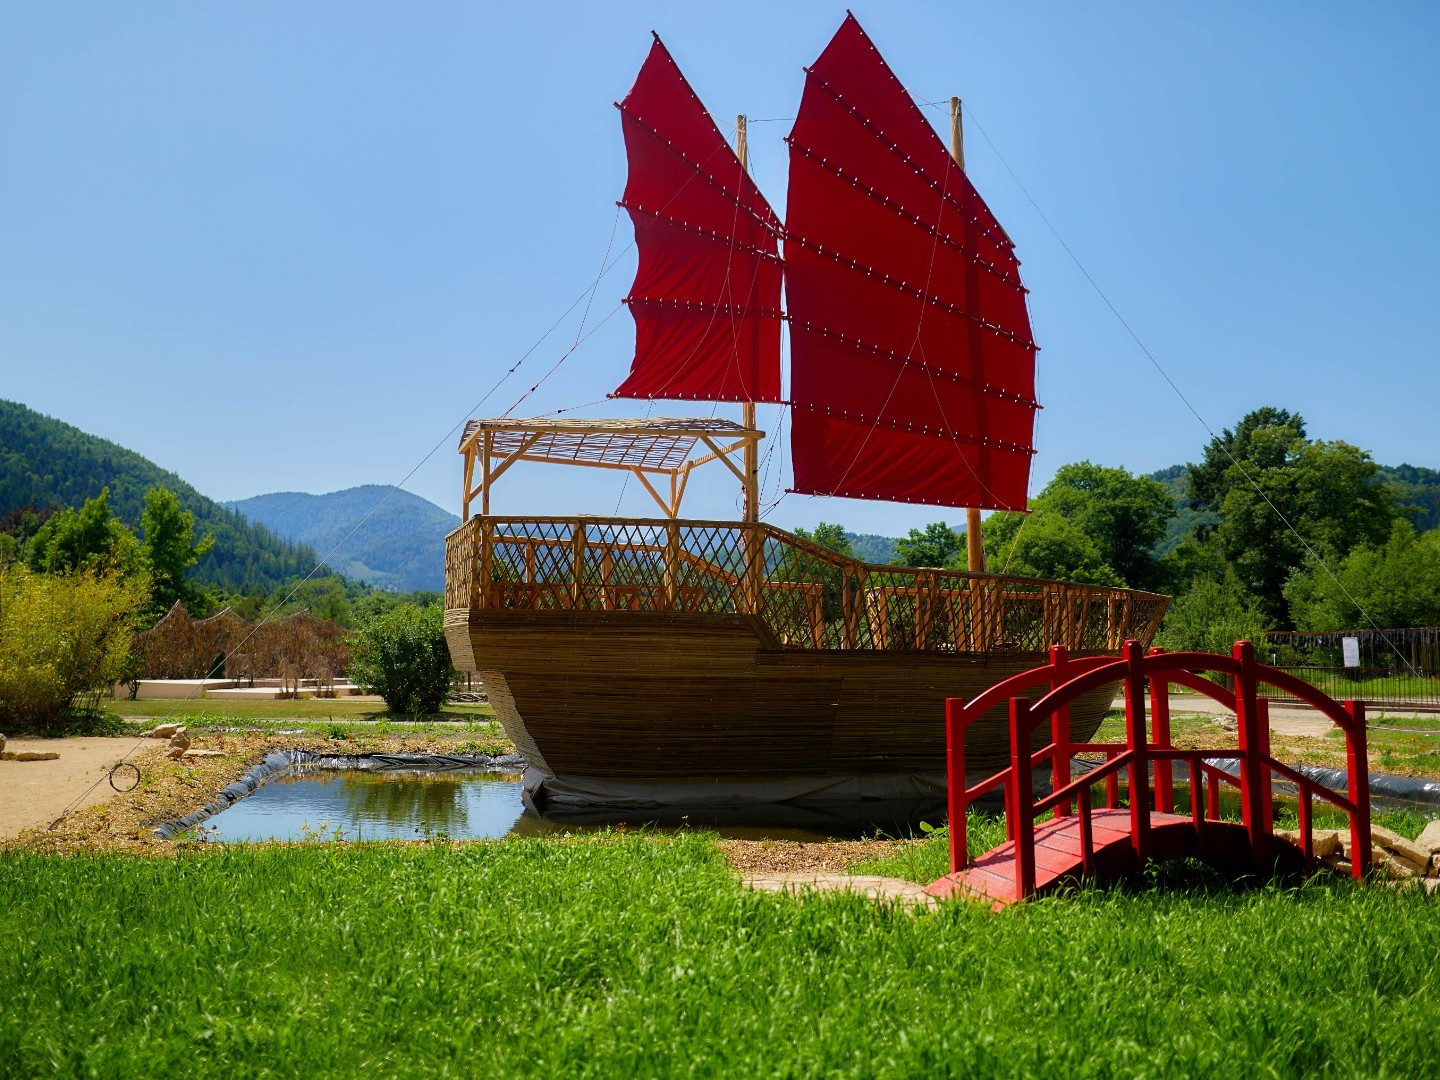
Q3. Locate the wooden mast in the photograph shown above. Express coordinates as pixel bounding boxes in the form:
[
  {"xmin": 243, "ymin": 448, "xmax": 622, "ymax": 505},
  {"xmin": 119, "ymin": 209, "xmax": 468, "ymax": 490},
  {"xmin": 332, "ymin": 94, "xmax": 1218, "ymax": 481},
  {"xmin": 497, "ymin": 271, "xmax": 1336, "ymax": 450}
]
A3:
[
  {"xmin": 951, "ymin": 96, "xmax": 986, "ymax": 573},
  {"xmin": 736, "ymin": 113, "xmax": 760, "ymax": 524}
]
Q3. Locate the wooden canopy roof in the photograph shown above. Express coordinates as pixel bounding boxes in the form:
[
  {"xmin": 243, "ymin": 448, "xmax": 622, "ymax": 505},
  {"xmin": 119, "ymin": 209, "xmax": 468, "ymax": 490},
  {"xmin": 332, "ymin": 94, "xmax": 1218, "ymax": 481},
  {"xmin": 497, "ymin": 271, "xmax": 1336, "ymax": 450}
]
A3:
[{"xmin": 458, "ymin": 417, "xmax": 765, "ymax": 520}]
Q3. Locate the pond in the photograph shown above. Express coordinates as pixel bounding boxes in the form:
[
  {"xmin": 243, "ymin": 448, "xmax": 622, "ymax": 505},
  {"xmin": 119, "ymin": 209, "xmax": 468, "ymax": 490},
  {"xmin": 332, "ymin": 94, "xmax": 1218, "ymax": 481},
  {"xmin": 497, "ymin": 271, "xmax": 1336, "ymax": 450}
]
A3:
[{"xmin": 194, "ymin": 766, "xmax": 948, "ymax": 843}]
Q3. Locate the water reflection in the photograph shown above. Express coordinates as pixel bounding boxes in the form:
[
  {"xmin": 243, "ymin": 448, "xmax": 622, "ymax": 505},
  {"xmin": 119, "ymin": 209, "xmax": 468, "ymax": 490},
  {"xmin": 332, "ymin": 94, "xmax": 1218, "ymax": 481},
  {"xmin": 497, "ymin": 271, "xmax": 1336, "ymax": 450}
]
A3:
[
  {"xmin": 201, "ymin": 769, "xmax": 947, "ymax": 843},
  {"xmin": 203, "ymin": 769, "xmax": 526, "ymax": 842}
]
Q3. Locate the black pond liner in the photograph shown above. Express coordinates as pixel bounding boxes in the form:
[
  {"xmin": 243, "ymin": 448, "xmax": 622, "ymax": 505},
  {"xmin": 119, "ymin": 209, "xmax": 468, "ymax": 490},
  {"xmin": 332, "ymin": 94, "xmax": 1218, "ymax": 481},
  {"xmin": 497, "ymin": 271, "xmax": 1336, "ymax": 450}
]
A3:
[
  {"xmin": 154, "ymin": 751, "xmax": 1439, "ymax": 841},
  {"xmin": 152, "ymin": 749, "xmax": 526, "ymax": 839}
]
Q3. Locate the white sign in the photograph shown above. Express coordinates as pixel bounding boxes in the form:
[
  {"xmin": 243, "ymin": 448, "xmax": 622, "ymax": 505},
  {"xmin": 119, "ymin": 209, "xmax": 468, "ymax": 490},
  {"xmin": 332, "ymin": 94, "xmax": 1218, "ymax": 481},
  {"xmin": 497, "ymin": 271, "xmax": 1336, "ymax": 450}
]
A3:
[{"xmin": 1342, "ymin": 636, "xmax": 1361, "ymax": 668}]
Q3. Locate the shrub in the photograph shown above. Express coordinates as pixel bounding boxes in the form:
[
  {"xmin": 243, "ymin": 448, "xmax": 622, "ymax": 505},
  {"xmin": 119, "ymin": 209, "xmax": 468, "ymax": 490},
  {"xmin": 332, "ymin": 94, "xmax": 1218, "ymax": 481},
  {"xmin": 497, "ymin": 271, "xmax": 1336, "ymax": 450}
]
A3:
[
  {"xmin": 0, "ymin": 564, "xmax": 148, "ymax": 728},
  {"xmin": 348, "ymin": 602, "xmax": 454, "ymax": 715}
]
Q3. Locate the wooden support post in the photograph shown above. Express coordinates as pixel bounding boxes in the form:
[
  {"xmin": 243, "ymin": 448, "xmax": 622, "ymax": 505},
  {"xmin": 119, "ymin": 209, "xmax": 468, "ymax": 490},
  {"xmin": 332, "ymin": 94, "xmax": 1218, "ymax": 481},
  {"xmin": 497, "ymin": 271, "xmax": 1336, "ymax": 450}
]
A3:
[
  {"xmin": 946, "ymin": 696, "xmax": 967, "ymax": 874},
  {"xmin": 664, "ymin": 520, "xmax": 680, "ymax": 608},
  {"xmin": 1123, "ymin": 640, "xmax": 1150, "ymax": 867},
  {"xmin": 1345, "ymin": 699, "xmax": 1371, "ymax": 881},
  {"xmin": 950, "ymin": 96, "xmax": 987, "ymax": 576},
  {"xmin": 1009, "ymin": 697, "xmax": 1037, "ymax": 899},
  {"xmin": 478, "ymin": 519, "xmax": 493, "ymax": 608},
  {"xmin": 481, "ymin": 432, "xmax": 493, "ymax": 516},
  {"xmin": 461, "ymin": 446, "xmax": 475, "ymax": 522},
  {"xmin": 570, "ymin": 522, "xmax": 586, "ymax": 610}
]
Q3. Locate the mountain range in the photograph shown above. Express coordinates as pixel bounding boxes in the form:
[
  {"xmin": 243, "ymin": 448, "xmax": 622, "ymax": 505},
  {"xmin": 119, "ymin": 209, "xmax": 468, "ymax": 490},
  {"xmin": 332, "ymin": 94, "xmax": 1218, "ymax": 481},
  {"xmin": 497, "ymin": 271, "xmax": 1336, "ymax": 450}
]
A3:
[
  {"xmin": 0, "ymin": 399, "xmax": 323, "ymax": 595},
  {"xmin": 228, "ymin": 487, "xmax": 459, "ymax": 594}
]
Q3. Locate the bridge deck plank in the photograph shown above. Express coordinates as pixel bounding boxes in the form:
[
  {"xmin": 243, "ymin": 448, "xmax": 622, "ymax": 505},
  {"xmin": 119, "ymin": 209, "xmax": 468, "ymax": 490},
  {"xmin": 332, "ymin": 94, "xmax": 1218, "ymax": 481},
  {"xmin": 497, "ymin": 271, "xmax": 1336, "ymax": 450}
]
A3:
[{"xmin": 927, "ymin": 810, "xmax": 1200, "ymax": 907}]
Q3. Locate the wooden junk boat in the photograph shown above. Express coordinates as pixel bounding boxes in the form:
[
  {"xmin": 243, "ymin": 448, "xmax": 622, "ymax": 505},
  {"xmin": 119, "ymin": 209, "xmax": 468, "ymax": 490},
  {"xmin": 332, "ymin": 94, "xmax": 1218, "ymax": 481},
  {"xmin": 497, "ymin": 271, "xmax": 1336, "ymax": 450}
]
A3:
[{"xmin": 444, "ymin": 16, "xmax": 1168, "ymax": 808}]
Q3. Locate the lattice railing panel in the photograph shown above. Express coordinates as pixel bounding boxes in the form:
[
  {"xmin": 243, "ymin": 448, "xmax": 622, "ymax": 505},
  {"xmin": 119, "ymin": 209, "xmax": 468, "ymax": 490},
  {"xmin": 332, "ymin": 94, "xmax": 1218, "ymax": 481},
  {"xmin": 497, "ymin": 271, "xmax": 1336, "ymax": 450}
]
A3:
[{"xmin": 443, "ymin": 516, "xmax": 1169, "ymax": 654}]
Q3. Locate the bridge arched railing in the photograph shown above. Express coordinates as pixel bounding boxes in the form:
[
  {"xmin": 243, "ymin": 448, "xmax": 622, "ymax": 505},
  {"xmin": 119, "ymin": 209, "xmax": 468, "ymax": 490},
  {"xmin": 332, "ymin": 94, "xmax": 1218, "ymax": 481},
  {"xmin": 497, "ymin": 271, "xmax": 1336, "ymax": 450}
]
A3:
[{"xmin": 945, "ymin": 640, "xmax": 1371, "ymax": 899}]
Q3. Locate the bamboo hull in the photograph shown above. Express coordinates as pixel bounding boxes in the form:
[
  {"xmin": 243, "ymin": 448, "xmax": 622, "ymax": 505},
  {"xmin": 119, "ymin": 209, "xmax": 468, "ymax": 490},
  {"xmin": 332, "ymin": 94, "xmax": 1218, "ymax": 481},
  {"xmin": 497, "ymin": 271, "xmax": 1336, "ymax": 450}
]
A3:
[{"xmin": 445, "ymin": 608, "xmax": 1119, "ymax": 805}]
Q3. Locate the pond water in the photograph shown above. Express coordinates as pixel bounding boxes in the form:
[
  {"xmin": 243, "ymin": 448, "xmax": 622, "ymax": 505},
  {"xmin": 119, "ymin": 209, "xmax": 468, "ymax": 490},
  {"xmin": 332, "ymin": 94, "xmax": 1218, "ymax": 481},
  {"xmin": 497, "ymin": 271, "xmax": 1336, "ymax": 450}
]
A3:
[{"xmin": 196, "ymin": 768, "xmax": 947, "ymax": 843}]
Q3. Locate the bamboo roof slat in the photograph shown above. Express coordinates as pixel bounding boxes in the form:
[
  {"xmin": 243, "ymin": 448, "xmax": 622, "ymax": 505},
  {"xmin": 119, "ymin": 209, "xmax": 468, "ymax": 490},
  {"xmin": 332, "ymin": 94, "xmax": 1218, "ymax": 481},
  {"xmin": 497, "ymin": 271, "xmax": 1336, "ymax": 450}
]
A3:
[{"xmin": 458, "ymin": 417, "xmax": 760, "ymax": 471}]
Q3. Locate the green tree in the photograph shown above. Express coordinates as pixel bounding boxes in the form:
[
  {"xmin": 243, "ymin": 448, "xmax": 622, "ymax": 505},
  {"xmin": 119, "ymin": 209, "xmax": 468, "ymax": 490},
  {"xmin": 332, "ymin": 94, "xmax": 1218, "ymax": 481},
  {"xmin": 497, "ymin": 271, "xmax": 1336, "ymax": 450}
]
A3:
[
  {"xmin": 1284, "ymin": 521, "xmax": 1440, "ymax": 631},
  {"xmin": 1185, "ymin": 409, "xmax": 1396, "ymax": 625},
  {"xmin": 140, "ymin": 487, "xmax": 215, "ymax": 615},
  {"xmin": 1156, "ymin": 572, "xmax": 1270, "ymax": 657},
  {"xmin": 982, "ymin": 511, "xmax": 1125, "ymax": 587},
  {"xmin": 0, "ymin": 564, "xmax": 149, "ymax": 728},
  {"xmin": 794, "ymin": 522, "xmax": 853, "ymax": 559},
  {"xmin": 24, "ymin": 488, "xmax": 144, "ymax": 578},
  {"xmin": 1027, "ymin": 462, "xmax": 1174, "ymax": 590},
  {"xmin": 348, "ymin": 603, "xmax": 454, "ymax": 715},
  {"xmin": 893, "ymin": 522, "xmax": 964, "ymax": 568},
  {"xmin": 1188, "ymin": 407, "xmax": 1307, "ymax": 516}
]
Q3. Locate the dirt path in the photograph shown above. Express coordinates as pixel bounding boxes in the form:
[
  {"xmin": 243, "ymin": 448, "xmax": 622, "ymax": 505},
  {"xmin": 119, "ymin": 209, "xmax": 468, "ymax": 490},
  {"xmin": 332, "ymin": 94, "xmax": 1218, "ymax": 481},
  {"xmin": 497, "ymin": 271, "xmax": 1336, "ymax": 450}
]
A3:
[{"xmin": 0, "ymin": 737, "xmax": 163, "ymax": 841}]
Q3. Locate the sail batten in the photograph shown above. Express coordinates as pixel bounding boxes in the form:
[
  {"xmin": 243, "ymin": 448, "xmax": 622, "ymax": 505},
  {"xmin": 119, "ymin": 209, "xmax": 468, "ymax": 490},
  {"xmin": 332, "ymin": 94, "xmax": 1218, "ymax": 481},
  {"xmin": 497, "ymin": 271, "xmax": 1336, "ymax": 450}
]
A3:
[
  {"xmin": 613, "ymin": 38, "xmax": 783, "ymax": 405},
  {"xmin": 784, "ymin": 14, "xmax": 1038, "ymax": 511}
]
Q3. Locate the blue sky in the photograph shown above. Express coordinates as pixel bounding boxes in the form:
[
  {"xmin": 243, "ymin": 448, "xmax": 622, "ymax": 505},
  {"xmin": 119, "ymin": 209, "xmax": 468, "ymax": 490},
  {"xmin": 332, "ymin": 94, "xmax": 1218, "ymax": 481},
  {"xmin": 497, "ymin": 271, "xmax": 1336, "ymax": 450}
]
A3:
[{"xmin": 3, "ymin": 2, "xmax": 1437, "ymax": 538}]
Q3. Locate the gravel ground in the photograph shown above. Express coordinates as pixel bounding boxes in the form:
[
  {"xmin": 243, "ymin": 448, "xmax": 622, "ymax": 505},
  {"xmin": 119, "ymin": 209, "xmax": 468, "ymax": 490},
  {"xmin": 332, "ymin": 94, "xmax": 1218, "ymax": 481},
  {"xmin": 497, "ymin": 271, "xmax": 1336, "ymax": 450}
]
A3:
[{"xmin": 3, "ymin": 730, "xmax": 909, "ymax": 876}]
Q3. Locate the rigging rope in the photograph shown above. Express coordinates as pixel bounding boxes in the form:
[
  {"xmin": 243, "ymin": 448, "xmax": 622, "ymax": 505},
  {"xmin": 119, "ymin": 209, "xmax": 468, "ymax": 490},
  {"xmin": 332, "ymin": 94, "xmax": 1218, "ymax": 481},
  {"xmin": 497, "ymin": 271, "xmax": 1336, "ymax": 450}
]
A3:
[{"xmin": 941, "ymin": 97, "xmax": 1423, "ymax": 678}]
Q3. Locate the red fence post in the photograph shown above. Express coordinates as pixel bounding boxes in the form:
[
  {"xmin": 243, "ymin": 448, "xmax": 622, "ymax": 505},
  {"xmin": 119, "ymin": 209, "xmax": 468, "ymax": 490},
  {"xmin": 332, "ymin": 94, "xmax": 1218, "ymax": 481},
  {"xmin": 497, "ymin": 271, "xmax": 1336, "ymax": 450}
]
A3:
[
  {"xmin": 1345, "ymin": 699, "xmax": 1371, "ymax": 881},
  {"xmin": 946, "ymin": 696, "xmax": 968, "ymax": 874},
  {"xmin": 1148, "ymin": 647, "xmax": 1174, "ymax": 813},
  {"xmin": 1256, "ymin": 698, "xmax": 1274, "ymax": 835},
  {"xmin": 1123, "ymin": 640, "xmax": 1150, "ymax": 867},
  {"xmin": 1050, "ymin": 645, "xmax": 1072, "ymax": 816},
  {"xmin": 1010, "ymin": 697, "xmax": 1037, "ymax": 899},
  {"xmin": 1233, "ymin": 641, "xmax": 1267, "ymax": 861}
]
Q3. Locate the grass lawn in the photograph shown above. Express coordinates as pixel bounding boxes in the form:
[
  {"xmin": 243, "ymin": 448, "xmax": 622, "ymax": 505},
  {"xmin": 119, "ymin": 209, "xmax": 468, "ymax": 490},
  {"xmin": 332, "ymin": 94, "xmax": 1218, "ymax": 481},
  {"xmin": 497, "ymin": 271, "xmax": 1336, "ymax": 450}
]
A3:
[{"xmin": 5, "ymin": 834, "xmax": 1440, "ymax": 1077}]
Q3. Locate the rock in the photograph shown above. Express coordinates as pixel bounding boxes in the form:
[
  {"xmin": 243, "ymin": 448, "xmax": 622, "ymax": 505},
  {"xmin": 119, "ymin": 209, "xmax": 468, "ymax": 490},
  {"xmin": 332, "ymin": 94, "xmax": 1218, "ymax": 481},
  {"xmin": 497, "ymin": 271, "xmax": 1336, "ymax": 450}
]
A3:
[
  {"xmin": 0, "ymin": 733, "xmax": 6, "ymax": 754},
  {"xmin": 1372, "ymin": 825, "xmax": 1431, "ymax": 874},
  {"xmin": 15, "ymin": 752, "xmax": 60, "ymax": 762},
  {"xmin": 1415, "ymin": 819, "xmax": 1440, "ymax": 856},
  {"xmin": 1275, "ymin": 828, "xmax": 1344, "ymax": 860},
  {"xmin": 1373, "ymin": 848, "xmax": 1416, "ymax": 880},
  {"xmin": 149, "ymin": 723, "xmax": 183, "ymax": 739}
]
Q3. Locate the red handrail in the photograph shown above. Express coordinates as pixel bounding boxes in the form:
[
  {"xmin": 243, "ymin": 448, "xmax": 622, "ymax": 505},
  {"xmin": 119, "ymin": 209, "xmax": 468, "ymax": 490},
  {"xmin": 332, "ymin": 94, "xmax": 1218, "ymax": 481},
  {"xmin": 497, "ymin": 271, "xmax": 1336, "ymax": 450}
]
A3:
[{"xmin": 945, "ymin": 640, "xmax": 1372, "ymax": 894}]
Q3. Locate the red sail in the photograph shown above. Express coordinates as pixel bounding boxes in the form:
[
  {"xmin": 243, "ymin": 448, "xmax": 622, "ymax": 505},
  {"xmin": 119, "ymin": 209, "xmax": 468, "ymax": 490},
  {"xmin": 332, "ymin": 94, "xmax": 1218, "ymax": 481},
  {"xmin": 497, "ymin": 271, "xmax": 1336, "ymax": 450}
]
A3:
[
  {"xmin": 613, "ymin": 37, "xmax": 783, "ymax": 403},
  {"xmin": 785, "ymin": 15, "xmax": 1038, "ymax": 510}
]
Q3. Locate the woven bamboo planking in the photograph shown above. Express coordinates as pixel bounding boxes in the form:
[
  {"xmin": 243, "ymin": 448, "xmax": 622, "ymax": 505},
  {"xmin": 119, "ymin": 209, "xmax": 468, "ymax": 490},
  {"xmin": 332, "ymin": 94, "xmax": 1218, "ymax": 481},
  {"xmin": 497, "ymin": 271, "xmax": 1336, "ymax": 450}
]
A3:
[{"xmin": 444, "ymin": 517, "xmax": 1167, "ymax": 787}]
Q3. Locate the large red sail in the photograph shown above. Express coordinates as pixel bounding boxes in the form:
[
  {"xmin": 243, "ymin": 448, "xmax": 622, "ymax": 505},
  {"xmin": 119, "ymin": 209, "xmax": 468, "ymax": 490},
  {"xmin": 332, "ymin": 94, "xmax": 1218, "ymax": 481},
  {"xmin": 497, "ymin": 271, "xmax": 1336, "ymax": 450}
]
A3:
[
  {"xmin": 613, "ymin": 37, "xmax": 784, "ymax": 403},
  {"xmin": 784, "ymin": 15, "xmax": 1038, "ymax": 509}
]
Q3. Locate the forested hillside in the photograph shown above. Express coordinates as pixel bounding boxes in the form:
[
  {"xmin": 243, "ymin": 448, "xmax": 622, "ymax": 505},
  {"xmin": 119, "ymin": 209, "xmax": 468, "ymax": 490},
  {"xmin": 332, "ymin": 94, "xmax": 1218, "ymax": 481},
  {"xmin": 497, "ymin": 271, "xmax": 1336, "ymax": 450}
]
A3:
[
  {"xmin": 1379, "ymin": 464, "xmax": 1440, "ymax": 532},
  {"xmin": 0, "ymin": 400, "xmax": 324, "ymax": 594},
  {"xmin": 229, "ymin": 486, "xmax": 458, "ymax": 593}
]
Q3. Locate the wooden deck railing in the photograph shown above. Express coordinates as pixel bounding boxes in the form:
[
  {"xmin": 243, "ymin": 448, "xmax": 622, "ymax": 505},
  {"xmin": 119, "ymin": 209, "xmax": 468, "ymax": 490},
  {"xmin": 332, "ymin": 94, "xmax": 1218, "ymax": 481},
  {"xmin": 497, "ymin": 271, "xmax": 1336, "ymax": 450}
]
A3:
[{"xmin": 444, "ymin": 516, "xmax": 1169, "ymax": 655}]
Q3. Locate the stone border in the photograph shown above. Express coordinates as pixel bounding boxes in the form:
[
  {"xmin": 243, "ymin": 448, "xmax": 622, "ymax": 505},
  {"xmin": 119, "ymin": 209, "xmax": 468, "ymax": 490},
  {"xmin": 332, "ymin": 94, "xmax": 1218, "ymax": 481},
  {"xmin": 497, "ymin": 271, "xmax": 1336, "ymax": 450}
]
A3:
[{"xmin": 152, "ymin": 749, "xmax": 526, "ymax": 839}]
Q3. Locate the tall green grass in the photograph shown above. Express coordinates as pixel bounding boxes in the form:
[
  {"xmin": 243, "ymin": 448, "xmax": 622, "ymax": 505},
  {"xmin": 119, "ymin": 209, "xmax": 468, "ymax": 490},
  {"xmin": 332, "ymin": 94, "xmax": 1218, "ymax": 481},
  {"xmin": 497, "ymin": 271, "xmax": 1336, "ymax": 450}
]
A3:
[{"xmin": 4, "ymin": 837, "xmax": 1439, "ymax": 1077}]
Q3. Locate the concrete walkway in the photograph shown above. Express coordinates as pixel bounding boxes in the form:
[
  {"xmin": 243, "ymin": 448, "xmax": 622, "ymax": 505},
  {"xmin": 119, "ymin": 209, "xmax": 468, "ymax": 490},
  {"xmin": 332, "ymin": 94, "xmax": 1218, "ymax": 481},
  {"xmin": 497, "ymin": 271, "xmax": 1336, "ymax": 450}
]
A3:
[{"xmin": 1112, "ymin": 696, "xmax": 1438, "ymax": 739}]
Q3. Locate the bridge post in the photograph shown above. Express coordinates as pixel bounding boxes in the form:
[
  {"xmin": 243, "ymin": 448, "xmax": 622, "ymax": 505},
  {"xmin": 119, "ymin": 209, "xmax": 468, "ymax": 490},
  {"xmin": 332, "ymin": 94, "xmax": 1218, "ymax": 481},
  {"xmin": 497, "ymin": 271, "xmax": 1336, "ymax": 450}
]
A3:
[
  {"xmin": 1049, "ymin": 645, "xmax": 1072, "ymax": 816},
  {"xmin": 945, "ymin": 696, "xmax": 968, "ymax": 874},
  {"xmin": 1345, "ymin": 699, "xmax": 1371, "ymax": 880},
  {"xmin": 1147, "ymin": 647, "xmax": 1174, "ymax": 813},
  {"xmin": 1009, "ymin": 697, "xmax": 1037, "ymax": 899},
  {"xmin": 1122, "ymin": 641, "xmax": 1150, "ymax": 866},
  {"xmin": 1233, "ymin": 641, "xmax": 1267, "ymax": 860},
  {"xmin": 1256, "ymin": 698, "xmax": 1274, "ymax": 833}
]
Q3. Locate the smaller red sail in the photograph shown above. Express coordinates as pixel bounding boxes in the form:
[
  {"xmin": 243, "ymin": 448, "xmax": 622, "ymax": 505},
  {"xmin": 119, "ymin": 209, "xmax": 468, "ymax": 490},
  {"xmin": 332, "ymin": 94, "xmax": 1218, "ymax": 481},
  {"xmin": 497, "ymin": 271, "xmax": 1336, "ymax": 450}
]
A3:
[
  {"xmin": 614, "ymin": 36, "xmax": 783, "ymax": 404},
  {"xmin": 785, "ymin": 15, "xmax": 1039, "ymax": 510}
]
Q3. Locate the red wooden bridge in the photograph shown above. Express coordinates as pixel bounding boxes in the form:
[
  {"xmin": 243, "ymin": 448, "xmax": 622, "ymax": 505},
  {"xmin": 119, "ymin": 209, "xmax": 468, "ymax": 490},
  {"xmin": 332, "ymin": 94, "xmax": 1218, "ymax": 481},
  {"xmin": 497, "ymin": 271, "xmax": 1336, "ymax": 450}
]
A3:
[{"xmin": 926, "ymin": 641, "xmax": 1372, "ymax": 906}]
